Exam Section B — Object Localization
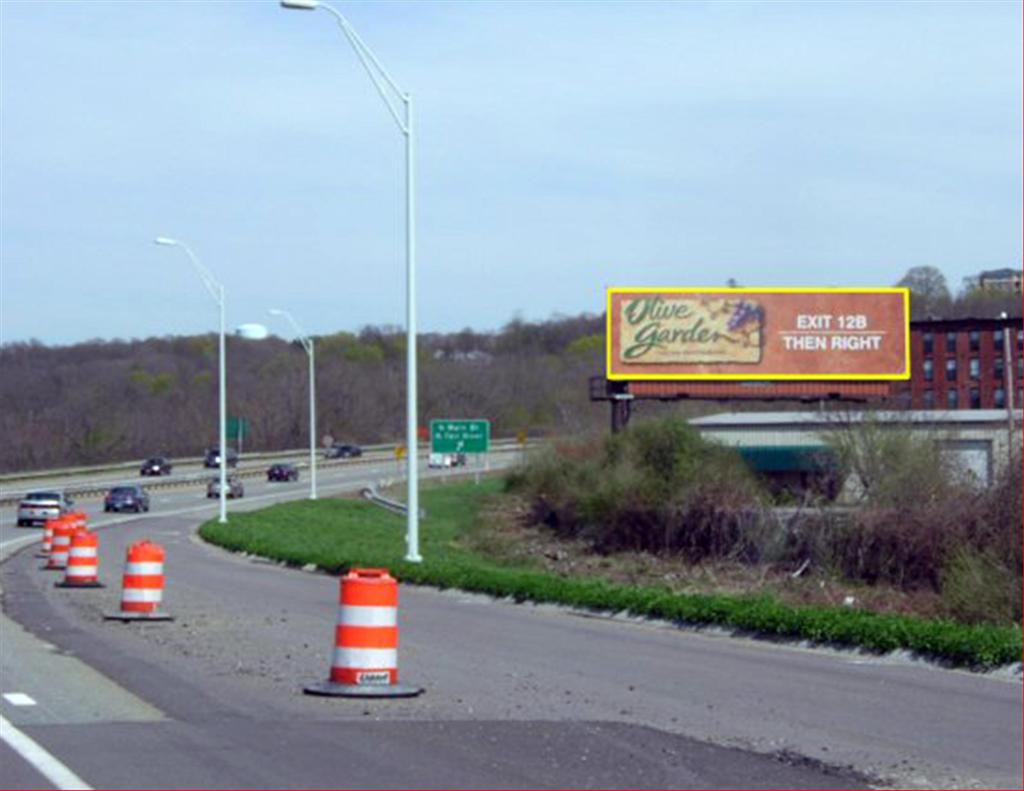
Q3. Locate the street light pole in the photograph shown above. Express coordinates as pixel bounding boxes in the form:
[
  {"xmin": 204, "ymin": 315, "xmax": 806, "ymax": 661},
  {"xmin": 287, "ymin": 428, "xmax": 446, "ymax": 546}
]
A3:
[
  {"xmin": 155, "ymin": 237, "xmax": 229, "ymax": 524},
  {"xmin": 270, "ymin": 308, "xmax": 317, "ymax": 500},
  {"xmin": 280, "ymin": 0, "xmax": 421, "ymax": 561}
]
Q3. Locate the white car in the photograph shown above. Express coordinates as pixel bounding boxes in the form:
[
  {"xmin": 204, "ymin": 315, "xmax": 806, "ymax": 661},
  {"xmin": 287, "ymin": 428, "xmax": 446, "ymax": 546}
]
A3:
[
  {"xmin": 428, "ymin": 453, "xmax": 467, "ymax": 469},
  {"xmin": 17, "ymin": 490, "xmax": 73, "ymax": 527}
]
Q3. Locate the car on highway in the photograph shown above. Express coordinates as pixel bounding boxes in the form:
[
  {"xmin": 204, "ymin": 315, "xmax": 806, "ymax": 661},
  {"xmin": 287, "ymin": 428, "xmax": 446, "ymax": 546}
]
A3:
[
  {"xmin": 204, "ymin": 448, "xmax": 239, "ymax": 469},
  {"xmin": 104, "ymin": 485, "xmax": 151, "ymax": 513},
  {"xmin": 207, "ymin": 475, "xmax": 244, "ymax": 499},
  {"xmin": 325, "ymin": 443, "xmax": 362, "ymax": 459},
  {"xmin": 140, "ymin": 456, "xmax": 173, "ymax": 476},
  {"xmin": 16, "ymin": 490, "xmax": 73, "ymax": 527},
  {"xmin": 429, "ymin": 452, "xmax": 467, "ymax": 468},
  {"xmin": 267, "ymin": 463, "xmax": 299, "ymax": 482}
]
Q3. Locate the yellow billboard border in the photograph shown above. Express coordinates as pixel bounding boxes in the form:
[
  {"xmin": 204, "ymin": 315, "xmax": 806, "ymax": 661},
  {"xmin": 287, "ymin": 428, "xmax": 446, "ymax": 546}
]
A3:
[{"xmin": 606, "ymin": 287, "xmax": 911, "ymax": 381}]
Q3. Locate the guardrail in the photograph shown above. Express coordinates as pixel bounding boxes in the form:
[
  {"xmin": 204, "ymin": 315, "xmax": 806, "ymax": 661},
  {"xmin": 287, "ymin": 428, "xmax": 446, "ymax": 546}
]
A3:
[
  {"xmin": 0, "ymin": 440, "xmax": 535, "ymax": 507},
  {"xmin": 0, "ymin": 443, "xmax": 401, "ymax": 486}
]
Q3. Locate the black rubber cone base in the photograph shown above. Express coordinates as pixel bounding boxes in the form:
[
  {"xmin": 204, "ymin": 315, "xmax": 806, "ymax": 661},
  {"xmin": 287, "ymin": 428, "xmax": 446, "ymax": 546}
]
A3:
[
  {"xmin": 103, "ymin": 611, "xmax": 174, "ymax": 622},
  {"xmin": 55, "ymin": 580, "xmax": 105, "ymax": 589},
  {"xmin": 304, "ymin": 680, "xmax": 424, "ymax": 698},
  {"xmin": 40, "ymin": 565, "xmax": 65, "ymax": 572}
]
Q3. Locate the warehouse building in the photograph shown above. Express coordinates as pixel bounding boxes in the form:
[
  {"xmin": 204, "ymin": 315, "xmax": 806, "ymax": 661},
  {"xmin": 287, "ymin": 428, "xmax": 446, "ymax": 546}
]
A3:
[{"xmin": 690, "ymin": 409, "xmax": 1020, "ymax": 495}]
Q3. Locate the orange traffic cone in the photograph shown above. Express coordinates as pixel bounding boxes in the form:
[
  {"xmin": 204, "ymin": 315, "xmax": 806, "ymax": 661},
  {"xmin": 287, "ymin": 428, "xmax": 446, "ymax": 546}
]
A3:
[
  {"xmin": 56, "ymin": 529, "xmax": 104, "ymax": 588},
  {"xmin": 103, "ymin": 541, "xmax": 173, "ymax": 621},
  {"xmin": 44, "ymin": 522, "xmax": 75, "ymax": 571},
  {"xmin": 36, "ymin": 516, "xmax": 62, "ymax": 558},
  {"xmin": 304, "ymin": 568, "xmax": 422, "ymax": 698}
]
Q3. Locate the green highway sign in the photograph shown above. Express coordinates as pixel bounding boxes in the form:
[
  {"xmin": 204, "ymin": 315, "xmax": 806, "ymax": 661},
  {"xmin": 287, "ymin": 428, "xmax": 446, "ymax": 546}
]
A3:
[
  {"xmin": 430, "ymin": 419, "xmax": 490, "ymax": 454},
  {"xmin": 227, "ymin": 416, "xmax": 250, "ymax": 440}
]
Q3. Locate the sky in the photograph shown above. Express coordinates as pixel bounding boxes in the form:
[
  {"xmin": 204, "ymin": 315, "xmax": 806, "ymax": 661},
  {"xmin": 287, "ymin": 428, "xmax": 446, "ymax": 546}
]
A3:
[{"xmin": 1, "ymin": 0, "xmax": 1020, "ymax": 346}]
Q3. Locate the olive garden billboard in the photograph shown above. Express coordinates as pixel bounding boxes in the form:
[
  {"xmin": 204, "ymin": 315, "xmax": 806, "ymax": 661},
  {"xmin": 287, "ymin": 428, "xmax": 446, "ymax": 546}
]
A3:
[{"xmin": 607, "ymin": 288, "xmax": 910, "ymax": 381}]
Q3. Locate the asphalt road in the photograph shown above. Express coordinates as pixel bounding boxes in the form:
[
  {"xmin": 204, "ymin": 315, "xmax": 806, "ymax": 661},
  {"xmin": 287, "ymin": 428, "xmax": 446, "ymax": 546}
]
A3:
[{"xmin": 1, "ymin": 455, "xmax": 1021, "ymax": 789}]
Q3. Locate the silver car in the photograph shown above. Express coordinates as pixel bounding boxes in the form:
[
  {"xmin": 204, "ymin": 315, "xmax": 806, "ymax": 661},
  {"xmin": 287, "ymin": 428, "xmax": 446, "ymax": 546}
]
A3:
[
  {"xmin": 207, "ymin": 476, "xmax": 244, "ymax": 499},
  {"xmin": 17, "ymin": 490, "xmax": 73, "ymax": 527}
]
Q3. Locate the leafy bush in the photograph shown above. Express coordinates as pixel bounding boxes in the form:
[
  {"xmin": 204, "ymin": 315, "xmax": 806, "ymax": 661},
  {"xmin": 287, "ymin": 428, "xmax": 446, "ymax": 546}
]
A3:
[
  {"xmin": 510, "ymin": 418, "xmax": 765, "ymax": 558},
  {"xmin": 941, "ymin": 548, "xmax": 1022, "ymax": 625}
]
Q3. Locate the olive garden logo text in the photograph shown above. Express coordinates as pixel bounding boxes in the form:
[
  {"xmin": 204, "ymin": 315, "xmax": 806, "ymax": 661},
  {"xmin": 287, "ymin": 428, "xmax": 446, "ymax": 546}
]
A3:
[{"xmin": 619, "ymin": 296, "xmax": 763, "ymax": 364}]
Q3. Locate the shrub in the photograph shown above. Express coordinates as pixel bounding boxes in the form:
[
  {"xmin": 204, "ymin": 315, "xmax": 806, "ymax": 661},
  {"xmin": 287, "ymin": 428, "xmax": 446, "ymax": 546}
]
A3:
[
  {"xmin": 513, "ymin": 417, "xmax": 766, "ymax": 558},
  {"xmin": 941, "ymin": 548, "xmax": 1022, "ymax": 625}
]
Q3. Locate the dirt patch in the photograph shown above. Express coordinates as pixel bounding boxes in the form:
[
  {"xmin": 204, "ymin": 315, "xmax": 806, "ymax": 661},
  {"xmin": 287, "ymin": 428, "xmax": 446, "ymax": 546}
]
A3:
[{"xmin": 464, "ymin": 492, "xmax": 945, "ymax": 620}]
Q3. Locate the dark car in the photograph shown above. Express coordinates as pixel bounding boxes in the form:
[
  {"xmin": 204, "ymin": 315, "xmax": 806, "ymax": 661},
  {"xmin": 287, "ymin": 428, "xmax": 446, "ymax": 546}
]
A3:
[
  {"xmin": 204, "ymin": 448, "xmax": 239, "ymax": 469},
  {"xmin": 326, "ymin": 443, "xmax": 362, "ymax": 459},
  {"xmin": 105, "ymin": 485, "xmax": 150, "ymax": 513},
  {"xmin": 207, "ymin": 476, "xmax": 244, "ymax": 499},
  {"xmin": 140, "ymin": 456, "xmax": 172, "ymax": 476},
  {"xmin": 267, "ymin": 463, "xmax": 299, "ymax": 482}
]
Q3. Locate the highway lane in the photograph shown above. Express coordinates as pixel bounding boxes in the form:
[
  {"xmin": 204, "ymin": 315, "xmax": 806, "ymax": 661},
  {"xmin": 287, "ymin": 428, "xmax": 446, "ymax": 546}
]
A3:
[
  {"xmin": 2, "ymin": 454, "xmax": 1021, "ymax": 788},
  {"xmin": 0, "ymin": 448, "xmax": 405, "ymax": 507},
  {"xmin": 2, "ymin": 534, "xmax": 864, "ymax": 787}
]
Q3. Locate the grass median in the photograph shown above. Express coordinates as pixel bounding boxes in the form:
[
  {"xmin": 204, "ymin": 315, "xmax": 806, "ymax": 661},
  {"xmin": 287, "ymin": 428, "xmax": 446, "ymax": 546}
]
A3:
[{"xmin": 199, "ymin": 479, "xmax": 1022, "ymax": 670}]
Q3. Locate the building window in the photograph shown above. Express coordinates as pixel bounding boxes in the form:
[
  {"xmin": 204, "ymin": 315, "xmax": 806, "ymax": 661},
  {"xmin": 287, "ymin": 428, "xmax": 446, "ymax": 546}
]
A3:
[
  {"xmin": 946, "ymin": 359, "xmax": 957, "ymax": 381},
  {"xmin": 995, "ymin": 388, "xmax": 1006, "ymax": 409},
  {"xmin": 995, "ymin": 358, "xmax": 1004, "ymax": 381},
  {"xmin": 923, "ymin": 359, "xmax": 934, "ymax": 381},
  {"xmin": 994, "ymin": 329, "xmax": 1004, "ymax": 350},
  {"xmin": 969, "ymin": 357, "xmax": 980, "ymax": 379},
  {"xmin": 1018, "ymin": 329, "xmax": 1022, "ymax": 350},
  {"xmin": 922, "ymin": 332, "xmax": 933, "ymax": 355},
  {"xmin": 969, "ymin": 388, "xmax": 981, "ymax": 409},
  {"xmin": 947, "ymin": 389, "xmax": 959, "ymax": 409},
  {"xmin": 946, "ymin": 332, "xmax": 957, "ymax": 353},
  {"xmin": 969, "ymin": 330, "xmax": 980, "ymax": 351},
  {"xmin": 923, "ymin": 390, "xmax": 935, "ymax": 409}
]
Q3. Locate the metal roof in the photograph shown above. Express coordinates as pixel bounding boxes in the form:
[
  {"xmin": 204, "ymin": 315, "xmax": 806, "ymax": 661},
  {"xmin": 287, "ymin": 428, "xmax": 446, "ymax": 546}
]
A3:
[{"xmin": 690, "ymin": 410, "xmax": 1022, "ymax": 427}]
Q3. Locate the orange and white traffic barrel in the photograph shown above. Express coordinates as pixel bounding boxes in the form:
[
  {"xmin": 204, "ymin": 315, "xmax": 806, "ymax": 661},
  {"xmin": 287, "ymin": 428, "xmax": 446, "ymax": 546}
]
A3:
[
  {"xmin": 56, "ymin": 529, "xmax": 104, "ymax": 588},
  {"xmin": 103, "ymin": 540, "xmax": 173, "ymax": 621},
  {"xmin": 37, "ymin": 516, "xmax": 61, "ymax": 558},
  {"xmin": 304, "ymin": 568, "xmax": 422, "ymax": 698},
  {"xmin": 45, "ymin": 522, "xmax": 76, "ymax": 570},
  {"xmin": 65, "ymin": 511, "xmax": 88, "ymax": 529}
]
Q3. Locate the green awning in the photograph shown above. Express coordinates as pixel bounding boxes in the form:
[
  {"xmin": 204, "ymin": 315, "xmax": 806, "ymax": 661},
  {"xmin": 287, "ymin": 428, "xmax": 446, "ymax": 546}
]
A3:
[{"xmin": 737, "ymin": 445, "xmax": 835, "ymax": 473}]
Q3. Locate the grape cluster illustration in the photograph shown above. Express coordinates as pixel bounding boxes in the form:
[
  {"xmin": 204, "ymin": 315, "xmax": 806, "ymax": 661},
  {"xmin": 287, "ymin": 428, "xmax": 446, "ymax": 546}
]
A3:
[{"xmin": 727, "ymin": 300, "xmax": 763, "ymax": 332}]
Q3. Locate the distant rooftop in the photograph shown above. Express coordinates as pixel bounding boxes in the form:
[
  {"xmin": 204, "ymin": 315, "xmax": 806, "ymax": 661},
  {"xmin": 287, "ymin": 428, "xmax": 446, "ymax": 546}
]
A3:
[{"xmin": 978, "ymin": 268, "xmax": 1022, "ymax": 280}]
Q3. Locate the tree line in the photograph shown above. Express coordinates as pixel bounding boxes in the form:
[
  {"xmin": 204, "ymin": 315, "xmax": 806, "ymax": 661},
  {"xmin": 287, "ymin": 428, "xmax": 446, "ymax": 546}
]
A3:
[
  {"xmin": 0, "ymin": 314, "xmax": 608, "ymax": 472},
  {"xmin": 2, "ymin": 266, "xmax": 1018, "ymax": 473}
]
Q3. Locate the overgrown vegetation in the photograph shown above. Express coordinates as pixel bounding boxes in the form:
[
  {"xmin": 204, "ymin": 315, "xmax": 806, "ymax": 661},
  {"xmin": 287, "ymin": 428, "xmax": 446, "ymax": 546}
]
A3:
[
  {"xmin": 510, "ymin": 417, "xmax": 1022, "ymax": 627},
  {"xmin": 507, "ymin": 419, "xmax": 766, "ymax": 558},
  {"xmin": 198, "ymin": 480, "xmax": 1021, "ymax": 669}
]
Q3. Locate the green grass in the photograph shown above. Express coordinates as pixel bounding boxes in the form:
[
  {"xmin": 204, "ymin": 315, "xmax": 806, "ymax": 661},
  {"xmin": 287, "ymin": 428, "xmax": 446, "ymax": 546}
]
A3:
[{"xmin": 199, "ymin": 480, "xmax": 1022, "ymax": 670}]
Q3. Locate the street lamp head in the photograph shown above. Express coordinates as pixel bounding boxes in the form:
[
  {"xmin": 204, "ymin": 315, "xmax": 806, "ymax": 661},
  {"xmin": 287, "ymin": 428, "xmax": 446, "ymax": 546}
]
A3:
[
  {"xmin": 280, "ymin": 0, "xmax": 319, "ymax": 9},
  {"xmin": 154, "ymin": 236, "xmax": 178, "ymax": 247}
]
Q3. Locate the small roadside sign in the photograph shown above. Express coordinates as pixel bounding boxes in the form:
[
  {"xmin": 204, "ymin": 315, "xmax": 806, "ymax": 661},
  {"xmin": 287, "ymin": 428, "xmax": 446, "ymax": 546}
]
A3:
[
  {"xmin": 395, "ymin": 445, "xmax": 407, "ymax": 461},
  {"xmin": 516, "ymin": 430, "xmax": 528, "ymax": 446},
  {"xmin": 430, "ymin": 419, "xmax": 490, "ymax": 454}
]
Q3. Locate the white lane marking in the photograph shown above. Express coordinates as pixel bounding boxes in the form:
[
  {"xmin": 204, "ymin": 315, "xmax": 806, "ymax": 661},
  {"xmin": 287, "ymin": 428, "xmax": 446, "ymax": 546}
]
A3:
[
  {"xmin": 2, "ymin": 693, "xmax": 36, "ymax": 706},
  {"xmin": 0, "ymin": 714, "xmax": 92, "ymax": 790}
]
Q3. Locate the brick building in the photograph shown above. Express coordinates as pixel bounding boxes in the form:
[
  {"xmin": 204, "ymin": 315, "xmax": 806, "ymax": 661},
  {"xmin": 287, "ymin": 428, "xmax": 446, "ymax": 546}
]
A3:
[{"xmin": 900, "ymin": 316, "xmax": 1023, "ymax": 410}]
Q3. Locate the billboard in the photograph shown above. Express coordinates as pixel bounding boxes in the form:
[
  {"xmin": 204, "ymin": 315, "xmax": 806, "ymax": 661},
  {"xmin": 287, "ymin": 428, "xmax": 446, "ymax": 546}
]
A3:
[{"xmin": 607, "ymin": 288, "xmax": 909, "ymax": 381}]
